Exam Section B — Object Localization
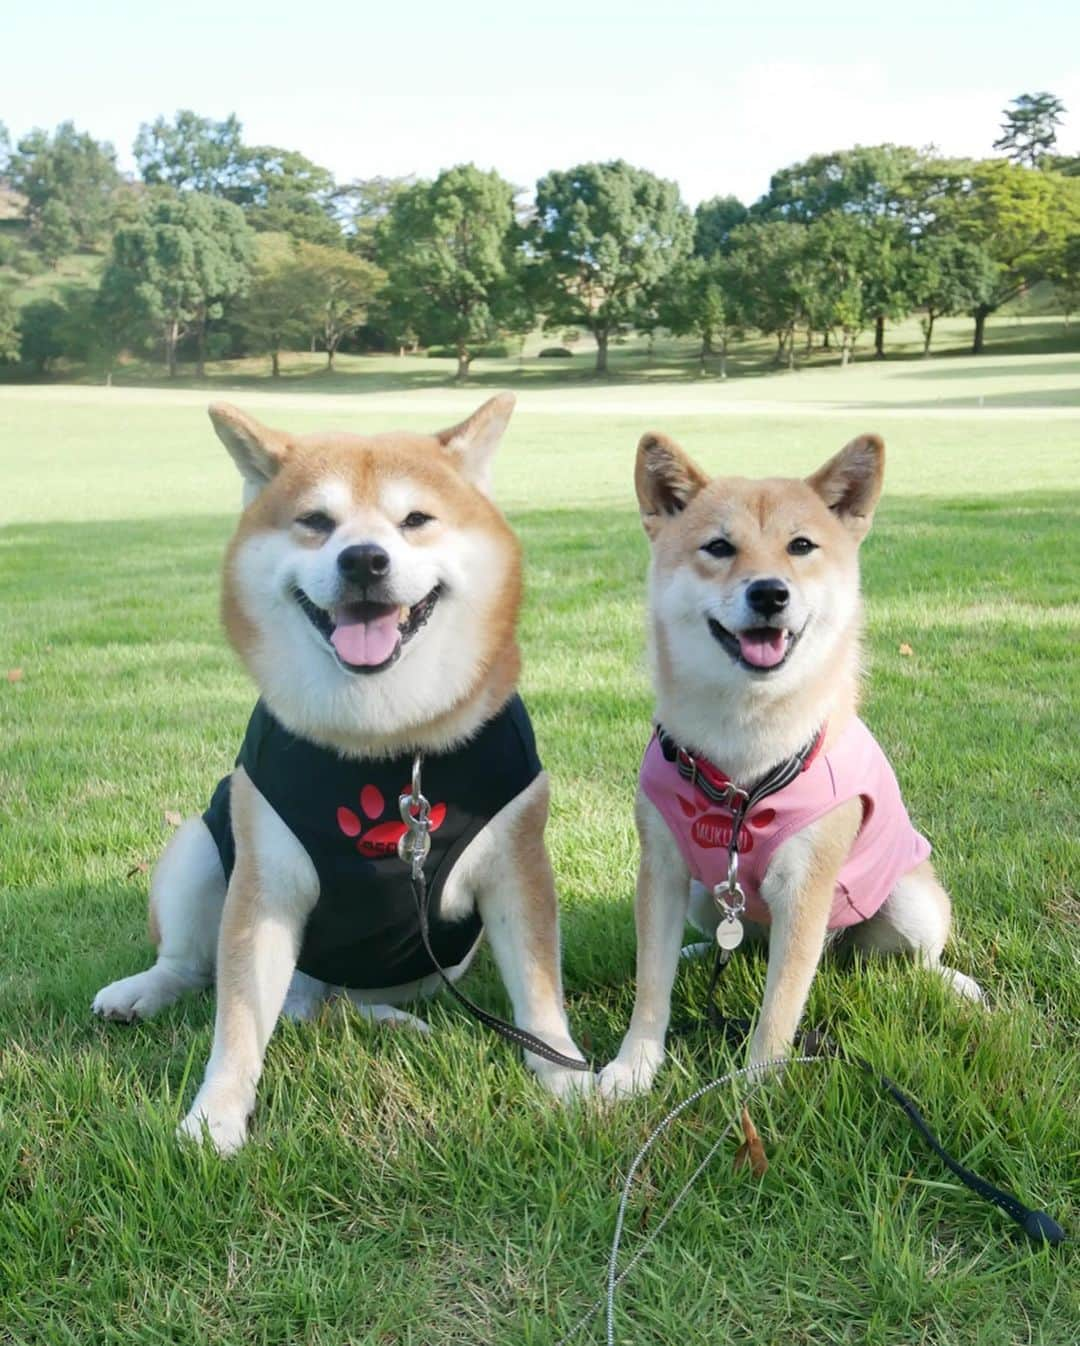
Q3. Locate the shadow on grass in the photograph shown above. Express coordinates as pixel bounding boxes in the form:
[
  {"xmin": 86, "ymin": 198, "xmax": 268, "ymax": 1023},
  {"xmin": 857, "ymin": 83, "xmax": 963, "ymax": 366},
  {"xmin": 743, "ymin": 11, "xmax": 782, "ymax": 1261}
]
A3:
[
  {"xmin": 894, "ymin": 358, "xmax": 1080, "ymax": 380},
  {"xmin": 842, "ymin": 388, "xmax": 1080, "ymax": 409}
]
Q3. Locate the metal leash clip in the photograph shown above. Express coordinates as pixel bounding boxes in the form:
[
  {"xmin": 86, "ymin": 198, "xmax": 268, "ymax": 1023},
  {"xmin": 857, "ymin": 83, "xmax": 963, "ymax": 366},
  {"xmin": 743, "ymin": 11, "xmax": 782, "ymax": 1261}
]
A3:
[
  {"xmin": 398, "ymin": 754, "xmax": 431, "ymax": 879},
  {"xmin": 712, "ymin": 846, "xmax": 746, "ymax": 951}
]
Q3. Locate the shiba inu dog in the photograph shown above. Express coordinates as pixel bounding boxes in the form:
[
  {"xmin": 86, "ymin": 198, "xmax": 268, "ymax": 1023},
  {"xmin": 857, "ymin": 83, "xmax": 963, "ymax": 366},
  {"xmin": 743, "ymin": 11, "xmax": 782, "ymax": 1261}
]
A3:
[
  {"xmin": 93, "ymin": 394, "xmax": 587, "ymax": 1152},
  {"xmin": 600, "ymin": 432, "xmax": 981, "ymax": 1098}
]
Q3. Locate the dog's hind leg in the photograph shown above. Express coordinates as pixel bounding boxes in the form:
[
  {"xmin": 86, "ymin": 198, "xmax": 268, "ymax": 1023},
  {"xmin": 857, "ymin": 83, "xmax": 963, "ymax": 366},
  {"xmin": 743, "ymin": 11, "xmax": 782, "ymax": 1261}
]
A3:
[
  {"xmin": 681, "ymin": 880, "xmax": 715, "ymax": 959},
  {"xmin": 848, "ymin": 860, "xmax": 983, "ymax": 1002},
  {"xmin": 281, "ymin": 969, "xmax": 330, "ymax": 1022},
  {"xmin": 344, "ymin": 996, "xmax": 432, "ymax": 1034},
  {"xmin": 92, "ymin": 818, "xmax": 224, "ymax": 1021}
]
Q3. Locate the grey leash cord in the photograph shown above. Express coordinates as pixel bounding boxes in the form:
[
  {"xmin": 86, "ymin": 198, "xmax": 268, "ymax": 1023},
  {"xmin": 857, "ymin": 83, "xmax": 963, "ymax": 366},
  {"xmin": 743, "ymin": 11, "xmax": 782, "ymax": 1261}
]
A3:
[
  {"xmin": 555, "ymin": 1037, "xmax": 1064, "ymax": 1346},
  {"xmin": 555, "ymin": 1055, "xmax": 825, "ymax": 1346}
]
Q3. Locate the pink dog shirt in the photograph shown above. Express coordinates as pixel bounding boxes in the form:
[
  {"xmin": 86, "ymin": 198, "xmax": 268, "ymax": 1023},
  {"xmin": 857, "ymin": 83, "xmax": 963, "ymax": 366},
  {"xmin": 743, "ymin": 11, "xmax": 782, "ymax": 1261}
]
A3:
[{"xmin": 639, "ymin": 718, "xmax": 931, "ymax": 929}]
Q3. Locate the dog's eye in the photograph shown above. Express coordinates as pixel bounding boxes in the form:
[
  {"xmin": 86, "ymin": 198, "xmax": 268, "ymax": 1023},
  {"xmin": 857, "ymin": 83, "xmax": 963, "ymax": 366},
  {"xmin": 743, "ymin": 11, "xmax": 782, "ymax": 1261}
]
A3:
[
  {"xmin": 401, "ymin": 511, "xmax": 434, "ymax": 530},
  {"xmin": 787, "ymin": 536, "xmax": 817, "ymax": 556},
  {"xmin": 702, "ymin": 537, "xmax": 736, "ymax": 559},
  {"xmin": 296, "ymin": 511, "xmax": 336, "ymax": 534}
]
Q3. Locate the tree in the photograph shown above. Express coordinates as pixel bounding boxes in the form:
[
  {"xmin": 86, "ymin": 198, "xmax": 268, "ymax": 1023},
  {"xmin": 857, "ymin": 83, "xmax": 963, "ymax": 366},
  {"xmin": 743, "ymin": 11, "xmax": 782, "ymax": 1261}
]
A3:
[
  {"xmin": 336, "ymin": 176, "xmax": 415, "ymax": 260},
  {"xmin": 98, "ymin": 189, "xmax": 255, "ymax": 377},
  {"xmin": 725, "ymin": 220, "xmax": 811, "ymax": 368},
  {"xmin": 531, "ymin": 160, "xmax": 692, "ymax": 374},
  {"xmin": 377, "ymin": 165, "xmax": 527, "ymax": 381},
  {"xmin": 1048, "ymin": 232, "xmax": 1080, "ymax": 325},
  {"xmin": 860, "ymin": 216, "xmax": 920, "ymax": 358},
  {"xmin": 656, "ymin": 254, "xmax": 738, "ymax": 376},
  {"xmin": 134, "ymin": 112, "xmax": 341, "ymax": 244},
  {"xmin": 751, "ymin": 144, "xmax": 925, "ymax": 355},
  {"xmin": 945, "ymin": 160, "xmax": 1080, "ymax": 351},
  {"xmin": 38, "ymin": 200, "xmax": 78, "ymax": 268},
  {"xmin": 910, "ymin": 235, "xmax": 997, "ymax": 354},
  {"xmin": 694, "ymin": 195, "xmax": 748, "ymax": 258},
  {"xmin": 994, "ymin": 93, "xmax": 1067, "ymax": 168},
  {"xmin": 238, "ymin": 234, "xmax": 323, "ymax": 376},
  {"xmin": 803, "ymin": 214, "xmax": 872, "ymax": 367},
  {"xmin": 8, "ymin": 122, "xmax": 120, "ymax": 249},
  {"xmin": 0, "ymin": 122, "xmax": 10, "ymax": 175},
  {"xmin": 295, "ymin": 242, "xmax": 383, "ymax": 371},
  {"xmin": 134, "ymin": 111, "xmax": 247, "ymax": 195},
  {"xmin": 0, "ymin": 292, "xmax": 20, "ymax": 364},
  {"xmin": 238, "ymin": 147, "xmax": 340, "ymax": 244},
  {"xmin": 753, "ymin": 144, "xmax": 924, "ymax": 224}
]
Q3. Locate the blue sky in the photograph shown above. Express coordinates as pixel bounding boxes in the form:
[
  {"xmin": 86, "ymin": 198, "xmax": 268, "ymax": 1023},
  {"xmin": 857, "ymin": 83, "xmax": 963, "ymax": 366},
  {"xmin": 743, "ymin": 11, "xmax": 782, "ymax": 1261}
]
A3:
[{"xmin": 5, "ymin": 1, "xmax": 1079, "ymax": 205}]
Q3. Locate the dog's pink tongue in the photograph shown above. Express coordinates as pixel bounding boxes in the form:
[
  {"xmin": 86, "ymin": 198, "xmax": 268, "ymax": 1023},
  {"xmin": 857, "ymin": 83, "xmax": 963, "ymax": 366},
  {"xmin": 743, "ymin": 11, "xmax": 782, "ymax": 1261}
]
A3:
[
  {"xmin": 738, "ymin": 629, "xmax": 788, "ymax": 669},
  {"xmin": 330, "ymin": 610, "xmax": 400, "ymax": 667}
]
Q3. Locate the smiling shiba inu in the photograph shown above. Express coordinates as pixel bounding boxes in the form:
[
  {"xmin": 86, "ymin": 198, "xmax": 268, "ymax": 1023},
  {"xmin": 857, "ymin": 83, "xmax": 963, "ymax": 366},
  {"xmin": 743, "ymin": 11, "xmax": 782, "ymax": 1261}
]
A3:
[
  {"xmin": 600, "ymin": 432, "xmax": 982, "ymax": 1098},
  {"xmin": 93, "ymin": 394, "xmax": 588, "ymax": 1152}
]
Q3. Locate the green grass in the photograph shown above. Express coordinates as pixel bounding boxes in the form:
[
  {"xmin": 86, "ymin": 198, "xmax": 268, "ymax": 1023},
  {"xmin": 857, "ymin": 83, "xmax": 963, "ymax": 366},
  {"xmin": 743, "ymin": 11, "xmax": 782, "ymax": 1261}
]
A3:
[{"xmin": 1, "ymin": 364, "xmax": 1078, "ymax": 1344}]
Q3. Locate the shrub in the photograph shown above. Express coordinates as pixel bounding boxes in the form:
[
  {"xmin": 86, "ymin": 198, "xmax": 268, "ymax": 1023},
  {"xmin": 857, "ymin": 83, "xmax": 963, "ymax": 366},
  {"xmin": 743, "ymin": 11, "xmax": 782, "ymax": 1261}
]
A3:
[
  {"xmin": 18, "ymin": 298, "xmax": 68, "ymax": 372},
  {"xmin": 538, "ymin": 346, "xmax": 574, "ymax": 358},
  {"xmin": 13, "ymin": 249, "xmax": 45, "ymax": 277},
  {"xmin": 425, "ymin": 339, "xmax": 518, "ymax": 359}
]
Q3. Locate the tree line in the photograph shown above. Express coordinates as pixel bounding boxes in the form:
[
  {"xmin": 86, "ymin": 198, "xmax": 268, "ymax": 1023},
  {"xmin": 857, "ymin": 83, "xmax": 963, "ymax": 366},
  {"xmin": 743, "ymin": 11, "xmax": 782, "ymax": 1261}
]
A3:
[{"xmin": 0, "ymin": 92, "xmax": 1078, "ymax": 380}]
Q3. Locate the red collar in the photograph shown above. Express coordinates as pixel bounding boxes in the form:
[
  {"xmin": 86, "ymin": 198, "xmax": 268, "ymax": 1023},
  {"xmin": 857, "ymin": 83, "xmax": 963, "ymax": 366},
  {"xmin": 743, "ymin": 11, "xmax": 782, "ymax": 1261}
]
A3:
[{"xmin": 656, "ymin": 724, "xmax": 827, "ymax": 812}]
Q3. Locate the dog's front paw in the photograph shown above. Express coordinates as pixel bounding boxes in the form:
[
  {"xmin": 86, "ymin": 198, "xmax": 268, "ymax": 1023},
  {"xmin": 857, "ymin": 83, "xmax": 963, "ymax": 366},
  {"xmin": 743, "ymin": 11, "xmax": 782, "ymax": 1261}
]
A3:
[
  {"xmin": 176, "ymin": 1088, "xmax": 251, "ymax": 1156},
  {"xmin": 598, "ymin": 1039, "xmax": 665, "ymax": 1100},
  {"xmin": 938, "ymin": 966, "xmax": 985, "ymax": 1003},
  {"xmin": 526, "ymin": 1033, "xmax": 592, "ymax": 1101},
  {"xmin": 532, "ymin": 1057, "xmax": 594, "ymax": 1101}
]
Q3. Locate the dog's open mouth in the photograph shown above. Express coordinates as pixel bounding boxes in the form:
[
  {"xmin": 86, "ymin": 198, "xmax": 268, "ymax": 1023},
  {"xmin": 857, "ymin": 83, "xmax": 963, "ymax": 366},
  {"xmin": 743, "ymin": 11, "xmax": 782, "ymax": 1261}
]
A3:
[
  {"xmin": 293, "ymin": 586, "xmax": 441, "ymax": 674},
  {"xmin": 707, "ymin": 619, "xmax": 799, "ymax": 673}
]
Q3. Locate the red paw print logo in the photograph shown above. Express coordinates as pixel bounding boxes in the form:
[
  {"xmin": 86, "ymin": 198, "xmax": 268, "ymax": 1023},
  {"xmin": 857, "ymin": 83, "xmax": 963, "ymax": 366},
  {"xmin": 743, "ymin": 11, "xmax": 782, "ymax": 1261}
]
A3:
[
  {"xmin": 337, "ymin": 784, "xmax": 447, "ymax": 859},
  {"xmin": 676, "ymin": 793, "xmax": 776, "ymax": 853}
]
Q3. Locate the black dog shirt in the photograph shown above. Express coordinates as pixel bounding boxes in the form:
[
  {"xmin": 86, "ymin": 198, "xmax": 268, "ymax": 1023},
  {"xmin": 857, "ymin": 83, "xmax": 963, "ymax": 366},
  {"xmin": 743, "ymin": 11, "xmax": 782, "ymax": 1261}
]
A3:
[{"xmin": 202, "ymin": 695, "xmax": 543, "ymax": 990}]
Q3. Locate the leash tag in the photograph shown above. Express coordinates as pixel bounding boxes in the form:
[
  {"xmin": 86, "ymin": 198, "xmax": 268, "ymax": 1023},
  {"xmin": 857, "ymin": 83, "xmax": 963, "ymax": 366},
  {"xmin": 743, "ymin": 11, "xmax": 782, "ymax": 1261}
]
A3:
[{"xmin": 715, "ymin": 916, "xmax": 744, "ymax": 951}]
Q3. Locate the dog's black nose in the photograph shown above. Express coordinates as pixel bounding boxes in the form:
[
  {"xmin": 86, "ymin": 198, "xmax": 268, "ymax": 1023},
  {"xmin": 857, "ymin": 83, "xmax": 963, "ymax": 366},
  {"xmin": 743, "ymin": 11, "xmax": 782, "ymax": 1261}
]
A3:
[
  {"xmin": 746, "ymin": 577, "xmax": 789, "ymax": 617},
  {"xmin": 337, "ymin": 544, "xmax": 391, "ymax": 585}
]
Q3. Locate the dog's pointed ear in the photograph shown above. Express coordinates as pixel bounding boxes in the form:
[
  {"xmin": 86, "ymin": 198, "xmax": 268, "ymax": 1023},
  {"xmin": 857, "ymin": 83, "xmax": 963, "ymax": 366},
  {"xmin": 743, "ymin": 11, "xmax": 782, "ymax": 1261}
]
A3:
[
  {"xmin": 636, "ymin": 432, "xmax": 709, "ymax": 538},
  {"xmin": 208, "ymin": 403, "xmax": 291, "ymax": 498},
  {"xmin": 436, "ymin": 393, "xmax": 515, "ymax": 497},
  {"xmin": 806, "ymin": 434, "xmax": 885, "ymax": 540}
]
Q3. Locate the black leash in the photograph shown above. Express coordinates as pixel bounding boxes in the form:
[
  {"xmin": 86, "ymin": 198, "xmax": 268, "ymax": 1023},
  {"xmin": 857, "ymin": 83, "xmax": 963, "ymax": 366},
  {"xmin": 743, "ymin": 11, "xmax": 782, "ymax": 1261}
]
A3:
[
  {"xmin": 702, "ymin": 951, "xmax": 1065, "ymax": 1247},
  {"xmin": 399, "ymin": 755, "xmax": 591, "ymax": 1074}
]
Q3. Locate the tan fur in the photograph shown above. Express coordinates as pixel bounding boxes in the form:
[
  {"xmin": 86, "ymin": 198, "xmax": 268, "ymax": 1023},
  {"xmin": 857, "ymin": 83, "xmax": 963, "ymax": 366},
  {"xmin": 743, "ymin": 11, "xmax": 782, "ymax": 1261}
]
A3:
[
  {"xmin": 600, "ymin": 432, "xmax": 981, "ymax": 1098},
  {"xmin": 219, "ymin": 414, "xmax": 523, "ymax": 756}
]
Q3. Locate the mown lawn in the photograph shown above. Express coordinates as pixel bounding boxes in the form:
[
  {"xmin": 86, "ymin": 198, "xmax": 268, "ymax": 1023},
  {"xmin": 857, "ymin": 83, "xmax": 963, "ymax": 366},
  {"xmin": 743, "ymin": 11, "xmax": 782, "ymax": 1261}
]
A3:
[{"xmin": 1, "ymin": 376, "xmax": 1077, "ymax": 1344}]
